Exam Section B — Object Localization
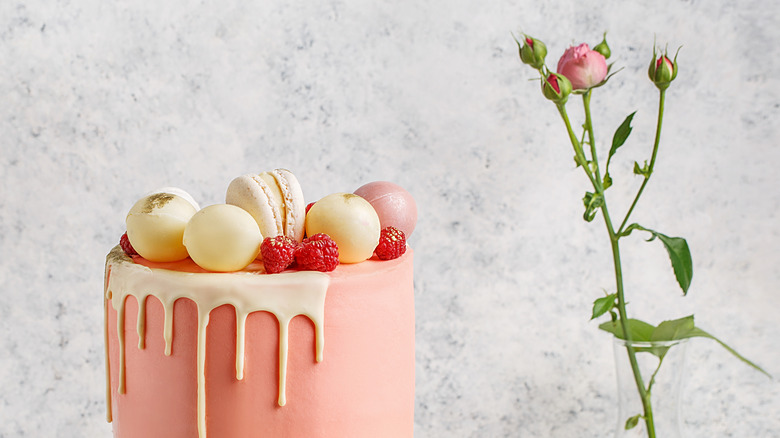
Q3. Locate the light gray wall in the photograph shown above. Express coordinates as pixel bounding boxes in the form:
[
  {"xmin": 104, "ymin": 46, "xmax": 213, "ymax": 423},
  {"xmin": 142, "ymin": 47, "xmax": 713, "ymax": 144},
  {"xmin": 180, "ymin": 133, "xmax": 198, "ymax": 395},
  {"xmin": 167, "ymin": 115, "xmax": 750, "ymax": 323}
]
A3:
[{"xmin": 2, "ymin": 0, "xmax": 778, "ymax": 436}]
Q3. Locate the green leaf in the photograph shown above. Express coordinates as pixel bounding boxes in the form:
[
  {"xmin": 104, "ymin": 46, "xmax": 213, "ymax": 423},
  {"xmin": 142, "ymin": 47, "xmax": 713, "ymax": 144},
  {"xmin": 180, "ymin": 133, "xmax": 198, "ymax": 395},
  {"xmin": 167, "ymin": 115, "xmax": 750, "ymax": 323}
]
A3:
[
  {"xmin": 621, "ymin": 224, "xmax": 693, "ymax": 295},
  {"xmin": 620, "ymin": 223, "xmax": 641, "ymax": 238},
  {"xmin": 681, "ymin": 326, "xmax": 771, "ymax": 378},
  {"xmin": 602, "ymin": 173, "xmax": 613, "ymax": 190},
  {"xmin": 591, "ymin": 293, "xmax": 617, "ymax": 320},
  {"xmin": 603, "ymin": 314, "xmax": 771, "ymax": 378},
  {"xmin": 608, "ymin": 112, "xmax": 636, "ymax": 164},
  {"xmin": 625, "ymin": 414, "xmax": 641, "ymax": 430},
  {"xmin": 648, "ymin": 315, "xmax": 696, "ymax": 358},
  {"xmin": 599, "ymin": 318, "xmax": 655, "ymax": 342},
  {"xmin": 654, "ymin": 232, "xmax": 693, "ymax": 294},
  {"xmin": 633, "ymin": 160, "xmax": 650, "ymax": 177},
  {"xmin": 638, "ymin": 315, "xmax": 770, "ymax": 378},
  {"xmin": 582, "ymin": 191, "xmax": 603, "ymax": 222},
  {"xmin": 651, "ymin": 315, "xmax": 695, "ymax": 342}
]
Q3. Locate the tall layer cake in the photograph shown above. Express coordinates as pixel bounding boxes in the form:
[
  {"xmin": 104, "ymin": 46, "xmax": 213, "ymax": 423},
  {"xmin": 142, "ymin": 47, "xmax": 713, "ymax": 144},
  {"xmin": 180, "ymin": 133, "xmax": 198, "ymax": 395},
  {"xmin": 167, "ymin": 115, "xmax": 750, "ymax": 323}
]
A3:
[{"xmin": 103, "ymin": 171, "xmax": 417, "ymax": 438}]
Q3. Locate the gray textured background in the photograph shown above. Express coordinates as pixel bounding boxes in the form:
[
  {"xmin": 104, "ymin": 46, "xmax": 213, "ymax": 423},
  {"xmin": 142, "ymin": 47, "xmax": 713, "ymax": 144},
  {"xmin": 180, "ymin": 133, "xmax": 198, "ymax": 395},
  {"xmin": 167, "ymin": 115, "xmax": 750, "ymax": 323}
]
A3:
[{"xmin": 2, "ymin": 0, "xmax": 779, "ymax": 436}]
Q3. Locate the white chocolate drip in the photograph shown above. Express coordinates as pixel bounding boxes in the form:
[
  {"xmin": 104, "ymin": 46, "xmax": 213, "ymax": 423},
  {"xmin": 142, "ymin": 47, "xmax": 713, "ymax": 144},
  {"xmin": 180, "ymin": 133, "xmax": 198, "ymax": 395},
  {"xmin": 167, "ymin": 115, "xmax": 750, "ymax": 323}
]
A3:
[{"xmin": 104, "ymin": 248, "xmax": 329, "ymax": 438}]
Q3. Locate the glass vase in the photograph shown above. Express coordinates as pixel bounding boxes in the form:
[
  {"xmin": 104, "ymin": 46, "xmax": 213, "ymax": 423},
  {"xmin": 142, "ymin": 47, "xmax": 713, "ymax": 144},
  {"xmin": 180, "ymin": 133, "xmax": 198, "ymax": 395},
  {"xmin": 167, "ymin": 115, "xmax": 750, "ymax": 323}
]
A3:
[{"xmin": 612, "ymin": 337, "xmax": 688, "ymax": 438}]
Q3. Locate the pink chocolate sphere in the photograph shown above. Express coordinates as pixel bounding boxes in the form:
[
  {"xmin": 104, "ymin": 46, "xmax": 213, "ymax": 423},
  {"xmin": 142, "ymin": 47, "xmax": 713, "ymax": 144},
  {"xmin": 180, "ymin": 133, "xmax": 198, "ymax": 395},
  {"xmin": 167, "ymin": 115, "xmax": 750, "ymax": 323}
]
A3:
[{"xmin": 354, "ymin": 181, "xmax": 417, "ymax": 238}]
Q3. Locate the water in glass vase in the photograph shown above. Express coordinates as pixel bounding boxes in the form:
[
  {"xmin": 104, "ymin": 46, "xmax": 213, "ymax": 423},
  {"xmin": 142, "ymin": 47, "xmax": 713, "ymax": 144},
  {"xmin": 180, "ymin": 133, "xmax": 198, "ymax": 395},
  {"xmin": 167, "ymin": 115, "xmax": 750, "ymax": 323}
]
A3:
[{"xmin": 612, "ymin": 338, "xmax": 688, "ymax": 438}]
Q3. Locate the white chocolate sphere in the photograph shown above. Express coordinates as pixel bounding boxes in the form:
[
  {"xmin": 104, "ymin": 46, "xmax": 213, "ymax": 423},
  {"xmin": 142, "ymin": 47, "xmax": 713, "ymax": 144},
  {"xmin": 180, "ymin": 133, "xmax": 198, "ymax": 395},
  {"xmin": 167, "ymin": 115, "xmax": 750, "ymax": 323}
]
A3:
[
  {"xmin": 126, "ymin": 193, "xmax": 198, "ymax": 262},
  {"xmin": 144, "ymin": 186, "xmax": 201, "ymax": 211},
  {"xmin": 183, "ymin": 204, "xmax": 263, "ymax": 272},
  {"xmin": 305, "ymin": 193, "xmax": 380, "ymax": 263}
]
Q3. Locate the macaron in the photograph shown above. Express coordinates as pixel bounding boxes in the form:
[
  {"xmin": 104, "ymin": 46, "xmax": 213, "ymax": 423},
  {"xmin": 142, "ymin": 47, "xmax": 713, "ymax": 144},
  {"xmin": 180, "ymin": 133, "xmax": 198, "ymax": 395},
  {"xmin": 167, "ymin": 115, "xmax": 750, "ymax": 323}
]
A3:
[
  {"xmin": 126, "ymin": 191, "xmax": 198, "ymax": 262},
  {"xmin": 354, "ymin": 181, "xmax": 417, "ymax": 237},
  {"xmin": 182, "ymin": 204, "xmax": 263, "ymax": 272},
  {"xmin": 225, "ymin": 169, "xmax": 306, "ymax": 242}
]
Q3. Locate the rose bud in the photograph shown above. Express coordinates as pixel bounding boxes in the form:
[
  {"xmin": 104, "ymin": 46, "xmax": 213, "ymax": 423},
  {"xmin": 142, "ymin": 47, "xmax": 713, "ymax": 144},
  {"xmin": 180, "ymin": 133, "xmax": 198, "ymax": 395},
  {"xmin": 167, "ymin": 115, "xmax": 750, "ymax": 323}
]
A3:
[
  {"xmin": 648, "ymin": 49, "xmax": 679, "ymax": 91},
  {"xmin": 542, "ymin": 72, "xmax": 572, "ymax": 104},
  {"xmin": 593, "ymin": 32, "xmax": 611, "ymax": 60},
  {"xmin": 556, "ymin": 43, "xmax": 608, "ymax": 91},
  {"xmin": 517, "ymin": 35, "xmax": 547, "ymax": 69}
]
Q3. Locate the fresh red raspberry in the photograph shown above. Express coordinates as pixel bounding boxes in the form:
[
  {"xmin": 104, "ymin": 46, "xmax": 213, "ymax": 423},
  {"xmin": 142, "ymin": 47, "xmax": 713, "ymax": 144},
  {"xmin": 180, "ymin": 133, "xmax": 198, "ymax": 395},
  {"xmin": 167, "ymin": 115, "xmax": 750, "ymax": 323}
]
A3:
[
  {"xmin": 305, "ymin": 202, "xmax": 315, "ymax": 215},
  {"xmin": 295, "ymin": 233, "xmax": 339, "ymax": 272},
  {"xmin": 261, "ymin": 236, "xmax": 300, "ymax": 274},
  {"xmin": 120, "ymin": 232, "xmax": 138, "ymax": 256},
  {"xmin": 375, "ymin": 226, "xmax": 406, "ymax": 260}
]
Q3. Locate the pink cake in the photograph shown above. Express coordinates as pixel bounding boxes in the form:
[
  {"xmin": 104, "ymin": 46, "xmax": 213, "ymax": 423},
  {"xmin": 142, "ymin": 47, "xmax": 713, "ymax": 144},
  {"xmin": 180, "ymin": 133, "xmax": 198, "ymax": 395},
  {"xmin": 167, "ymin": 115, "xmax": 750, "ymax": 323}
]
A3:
[
  {"xmin": 103, "ymin": 173, "xmax": 416, "ymax": 438},
  {"xmin": 104, "ymin": 248, "xmax": 414, "ymax": 438}
]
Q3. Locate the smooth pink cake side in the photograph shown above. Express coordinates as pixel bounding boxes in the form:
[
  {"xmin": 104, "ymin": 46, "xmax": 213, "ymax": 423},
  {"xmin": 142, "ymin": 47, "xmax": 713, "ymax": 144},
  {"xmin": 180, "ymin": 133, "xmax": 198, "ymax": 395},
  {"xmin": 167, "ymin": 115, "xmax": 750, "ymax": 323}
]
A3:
[{"xmin": 105, "ymin": 249, "xmax": 414, "ymax": 438}]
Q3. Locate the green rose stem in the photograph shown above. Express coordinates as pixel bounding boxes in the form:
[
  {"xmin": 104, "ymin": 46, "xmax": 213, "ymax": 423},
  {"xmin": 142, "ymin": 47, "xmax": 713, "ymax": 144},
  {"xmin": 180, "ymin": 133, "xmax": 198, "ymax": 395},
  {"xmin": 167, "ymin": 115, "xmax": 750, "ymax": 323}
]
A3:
[
  {"xmin": 618, "ymin": 89, "xmax": 666, "ymax": 234},
  {"xmin": 553, "ymin": 92, "xmax": 661, "ymax": 438},
  {"xmin": 582, "ymin": 90, "xmax": 604, "ymax": 189}
]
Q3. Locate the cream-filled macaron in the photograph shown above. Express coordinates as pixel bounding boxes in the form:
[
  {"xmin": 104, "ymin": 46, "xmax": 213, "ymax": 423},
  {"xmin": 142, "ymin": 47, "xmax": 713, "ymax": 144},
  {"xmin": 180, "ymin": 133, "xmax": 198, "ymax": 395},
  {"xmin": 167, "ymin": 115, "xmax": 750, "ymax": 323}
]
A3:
[
  {"xmin": 225, "ymin": 169, "xmax": 306, "ymax": 242},
  {"xmin": 126, "ymin": 192, "xmax": 198, "ymax": 262},
  {"xmin": 183, "ymin": 204, "xmax": 263, "ymax": 272}
]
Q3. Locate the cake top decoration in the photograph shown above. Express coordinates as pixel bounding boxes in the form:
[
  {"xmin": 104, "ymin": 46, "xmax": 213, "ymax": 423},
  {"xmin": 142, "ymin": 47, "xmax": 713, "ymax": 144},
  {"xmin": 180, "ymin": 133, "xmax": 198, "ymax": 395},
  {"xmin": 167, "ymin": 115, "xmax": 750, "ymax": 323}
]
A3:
[{"xmin": 120, "ymin": 169, "xmax": 416, "ymax": 273}]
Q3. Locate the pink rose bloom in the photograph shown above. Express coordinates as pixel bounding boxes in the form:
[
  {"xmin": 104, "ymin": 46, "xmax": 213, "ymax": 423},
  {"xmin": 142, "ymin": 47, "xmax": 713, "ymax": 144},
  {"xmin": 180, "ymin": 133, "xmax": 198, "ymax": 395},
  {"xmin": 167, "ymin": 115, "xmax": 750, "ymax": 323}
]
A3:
[{"xmin": 557, "ymin": 43, "xmax": 608, "ymax": 90}]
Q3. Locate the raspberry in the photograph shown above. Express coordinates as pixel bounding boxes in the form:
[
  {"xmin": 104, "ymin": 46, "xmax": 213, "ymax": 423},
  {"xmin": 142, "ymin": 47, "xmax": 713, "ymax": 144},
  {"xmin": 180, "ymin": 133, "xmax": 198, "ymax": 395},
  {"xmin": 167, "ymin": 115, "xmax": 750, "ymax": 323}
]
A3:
[
  {"xmin": 120, "ymin": 232, "xmax": 138, "ymax": 256},
  {"xmin": 295, "ymin": 233, "xmax": 339, "ymax": 272},
  {"xmin": 261, "ymin": 236, "xmax": 299, "ymax": 274},
  {"xmin": 375, "ymin": 226, "xmax": 406, "ymax": 260}
]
